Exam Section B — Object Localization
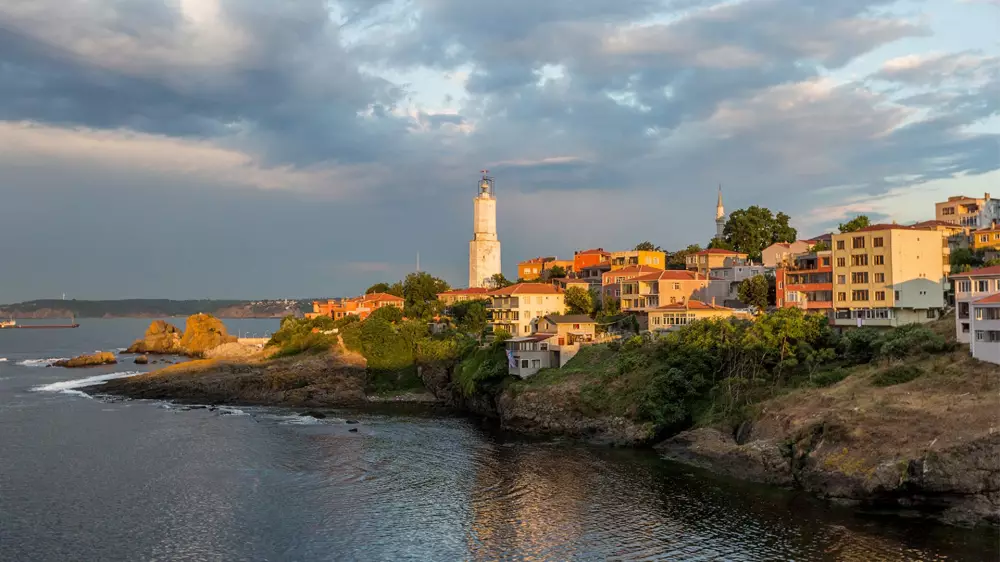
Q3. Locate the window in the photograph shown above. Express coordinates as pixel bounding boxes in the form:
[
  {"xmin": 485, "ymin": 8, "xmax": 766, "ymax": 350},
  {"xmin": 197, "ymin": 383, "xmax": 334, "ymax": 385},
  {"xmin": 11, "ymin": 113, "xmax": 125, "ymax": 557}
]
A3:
[
  {"xmin": 875, "ymin": 273, "xmax": 885, "ymax": 283},
  {"xmin": 852, "ymin": 290, "xmax": 869, "ymax": 301},
  {"xmin": 852, "ymin": 237, "xmax": 865, "ymax": 249},
  {"xmin": 836, "ymin": 309, "xmax": 851, "ymax": 319},
  {"xmin": 942, "ymin": 207, "xmax": 955, "ymax": 215},
  {"xmin": 837, "ymin": 257, "xmax": 846, "ymax": 267},
  {"xmin": 521, "ymin": 359, "xmax": 529, "ymax": 368},
  {"xmin": 851, "ymin": 254, "xmax": 869, "ymax": 266},
  {"xmin": 852, "ymin": 272, "xmax": 869, "ymax": 283},
  {"xmin": 895, "ymin": 290, "xmax": 901, "ymax": 300},
  {"xmin": 837, "ymin": 292, "xmax": 847, "ymax": 301},
  {"xmin": 874, "ymin": 255, "xmax": 884, "ymax": 266},
  {"xmin": 958, "ymin": 280, "xmax": 971, "ymax": 292},
  {"xmin": 673, "ymin": 283, "xmax": 680, "ymax": 290},
  {"xmin": 837, "ymin": 240, "xmax": 846, "ymax": 250},
  {"xmin": 670, "ymin": 297, "xmax": 677, "ymax": 304},
  {"xmin": 778, "ymin": 281, "xmax": 783, "ymax": 289},
  {"xmin": 837, "ymin": 275, "xmax": 846, "ymax": 284},
  {"xmin": 977, "ymin": 280, "xmax": 990, "ymax": 292},
  {"xmin": 976, "ymin": 308, "xmax": 983, "ymax": 320},
  {"xmin": 822, "ymin": 257, "xmax": 830, "ymax": 266},
  {"xmin": 963, "ymin": 323, "xmax": 970, "ymax": 333},
  {"xmin": 875, "ymin": 291, "xmax": 885, "ymax": 301},
  {"xmin": 873, "ymin": 237, "xmax": 884, "ymax": 248},
  {"xmin": 536, "ymin": 296, "xmax": 543, "ymax": 304},
  {"xmin": 531, "ymin": 359, "xmax": 540, "ymax": 368},
  {"xmin": 959, "ymin": 302, "xmax": 970, "ymax": 319},
  {"xmin": 980, "ymin": 235, "xmax": 989, "ymax": 243}
]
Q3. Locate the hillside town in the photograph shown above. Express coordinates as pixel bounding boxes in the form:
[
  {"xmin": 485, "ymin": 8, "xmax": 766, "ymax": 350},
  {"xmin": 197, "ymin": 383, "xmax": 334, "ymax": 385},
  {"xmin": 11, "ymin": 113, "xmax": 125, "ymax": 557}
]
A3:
[{"xmin": 309, "ymin": 175, "xmax": 1000, "ymax": 374}]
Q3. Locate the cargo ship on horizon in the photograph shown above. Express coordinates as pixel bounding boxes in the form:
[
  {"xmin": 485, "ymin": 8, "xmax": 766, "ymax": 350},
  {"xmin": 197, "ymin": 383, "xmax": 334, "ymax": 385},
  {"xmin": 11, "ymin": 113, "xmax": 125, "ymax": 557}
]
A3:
[{"xmin": 0, "ymin": 317, "xmax": 80, "ymax": 329}]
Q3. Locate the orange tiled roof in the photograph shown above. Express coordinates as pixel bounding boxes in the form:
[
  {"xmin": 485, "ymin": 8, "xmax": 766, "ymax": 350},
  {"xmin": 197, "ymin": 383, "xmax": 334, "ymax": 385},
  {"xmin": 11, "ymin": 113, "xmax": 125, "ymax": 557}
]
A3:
[
  {"xmin": 952, "ymin": 265, "xmax": 1000, "ymax": 278},
  {"xmin": 489, "ymin": 283, "xmax": 563, "ymax": 295},
  {"xmin": 973, "ymin": 224, "xmax": 1000, "ymax": 233},
  {"xmin": 364, "ymin": 292, "xmax": 404, "ymax": 302},
  {"xmin": 602, "ymin": 265, "xmax": 660, "ymax": 280},
  {"xmin": 912, "ymin": 220, "xmax": 963, "ymax": 229},
  {"xmin": 655, "ymin": 299, "xmax": 732, "ymax": 311}
]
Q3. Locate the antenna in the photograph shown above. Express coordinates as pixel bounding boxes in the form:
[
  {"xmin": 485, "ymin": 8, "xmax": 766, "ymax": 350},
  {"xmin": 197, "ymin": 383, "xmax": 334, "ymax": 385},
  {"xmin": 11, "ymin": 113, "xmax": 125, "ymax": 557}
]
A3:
[{"xmin": 416, "ymin": 252, "xmax": 420, "ymax": 272}]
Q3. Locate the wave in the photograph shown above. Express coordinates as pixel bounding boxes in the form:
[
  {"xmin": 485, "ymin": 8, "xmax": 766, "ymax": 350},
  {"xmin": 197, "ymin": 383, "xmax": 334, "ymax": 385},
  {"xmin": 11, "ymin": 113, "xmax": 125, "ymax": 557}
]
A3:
[
  {"xmin": 0, "ymin": 357, "xmax": 7, "ymax": 362},
  {"xmin": 17, "ymin": 358, "xmax": 69, "ymax": 367},
  {"xmin": 32, "ymin": 371, "xmax": 142, "ymax": 397}
]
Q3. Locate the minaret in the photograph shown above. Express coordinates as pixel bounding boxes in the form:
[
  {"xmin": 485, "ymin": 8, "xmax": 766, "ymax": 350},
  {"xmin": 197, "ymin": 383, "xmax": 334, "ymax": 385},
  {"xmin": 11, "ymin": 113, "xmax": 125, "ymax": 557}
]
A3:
[
  {"xmin": 715, "ymin": 185, "xmax": 726, "ymax": 241},
  {"xmin": 469, "ymin": 171, "xmax": 502, "ymax": 288}
]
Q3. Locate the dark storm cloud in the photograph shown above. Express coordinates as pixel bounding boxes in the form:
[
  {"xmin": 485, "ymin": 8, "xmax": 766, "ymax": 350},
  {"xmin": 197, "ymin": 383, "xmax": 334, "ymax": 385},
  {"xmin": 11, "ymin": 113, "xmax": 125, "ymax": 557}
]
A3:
[{"xmin": 1, "ymin": 0, "xmax": 998, "ymax": 301}]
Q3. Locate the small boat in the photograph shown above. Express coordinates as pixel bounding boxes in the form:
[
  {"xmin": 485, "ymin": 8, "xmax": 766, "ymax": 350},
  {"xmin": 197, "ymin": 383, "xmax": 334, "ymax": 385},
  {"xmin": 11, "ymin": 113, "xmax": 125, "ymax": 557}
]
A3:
[{"xmin": 0, "ymin": 316, "xmax": 80, "ymax": 329}]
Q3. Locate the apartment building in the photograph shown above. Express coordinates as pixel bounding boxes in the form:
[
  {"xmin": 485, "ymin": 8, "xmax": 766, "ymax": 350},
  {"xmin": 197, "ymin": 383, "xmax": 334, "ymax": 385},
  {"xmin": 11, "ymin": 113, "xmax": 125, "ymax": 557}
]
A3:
[
  {"xmin": 573, "ymin": 248, "xmax": 610, "ymax": 272},
  {"xmin": 969, "ymin": 294, "xmax": 1000, "ymax": 365},
  {"xmin": 609, "ymin": 250, "xmax": 666, "ymax": 271},
  {"xmin": 952, "ymin": 265, "xmax": 1000, "ymax": 343},
  {"xmin": 618, "ymin": 270, "xmax": 714, "ymax": 312},
  {"xmin": 776, "ymin": 250, "xmax": 833, "ymax": 317},
  {"xmin": 831, "ymin": 225, "xmax": 946, "ymax": 328},
  {"xmin": 971, "ymin": 225, "xmax": 1000, "ymax": 253},
  {"xmin": 686, "ymin": 248, "xmax": 749, "ymax": 277},
  {"xmin": 517, "ymin": 257, "xmax": 573, "ymax": 280},
  {"xmin": 761, "ymin": 241, "xmax": 812, "ymax": 268},
  {"xmin": 486, "ymin": 283, "xmax": 566, "ymax": 336},
  {"xmin": 936, "ymin": 193, "xmax": 1000, "ymax": 229},
  {"xmin": 710, "ymin": 264, "xmax": 770, "ymax": 304},
  {"xmin": 601, "ymin": 265, "xmax": 661, "ymax": 300}
]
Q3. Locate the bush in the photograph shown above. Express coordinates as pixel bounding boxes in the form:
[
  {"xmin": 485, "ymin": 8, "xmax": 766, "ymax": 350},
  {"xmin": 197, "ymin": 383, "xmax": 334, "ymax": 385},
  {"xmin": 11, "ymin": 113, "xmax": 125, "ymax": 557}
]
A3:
[
  {"xmin": 268, "ymin": 316, "xmax": 339, "ymax": 357},
  {"xmin": 455, "ymin": 345, "xmax": 509, "ymax": 396},
  {"xmin": 872, "ymin": 365, "xmax": 923, "ymax": 387},
  {"xmin": 622, "ymin": 335, "xmax": 644, "ymax": 352},
  {"xmin": 877, "ymin": 324, "xmax": 948, "ymax": 360},
  {"xmin": 809, "ymin": 368, "xmax": 849, "ymax": 388},
  {"xmin": 369, "ymin": 306, "xmax": 404, "ymax": 324},
  {"xmin": 842, "ymin": 327, "xmax": 882, "ymax": 364}
]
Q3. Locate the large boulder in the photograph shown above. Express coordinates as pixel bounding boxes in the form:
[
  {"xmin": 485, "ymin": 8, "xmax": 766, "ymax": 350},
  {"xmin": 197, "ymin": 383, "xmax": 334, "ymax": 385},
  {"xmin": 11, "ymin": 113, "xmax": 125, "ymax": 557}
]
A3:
[
  {"xmin": 54, "ymin": 352, "xmax": 118, "ymax": 368},
  {"xmin": 125, "ymin": 320, "xmax": 184, "ymax": 354},
  {"xmin": 179, "ymin": 313, "xmax": 237, "ymax": 357}
]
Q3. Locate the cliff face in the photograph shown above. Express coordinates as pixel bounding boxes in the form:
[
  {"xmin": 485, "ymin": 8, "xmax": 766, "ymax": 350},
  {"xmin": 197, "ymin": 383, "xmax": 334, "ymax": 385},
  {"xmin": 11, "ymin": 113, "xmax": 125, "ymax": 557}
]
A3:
[
  {"xmin": 658, "ymin": 360, "xmax": 1000, "ymax": 527},
  {"xmin": 125, "ymin": 315, "xmax": 236, "ymax": 357}
]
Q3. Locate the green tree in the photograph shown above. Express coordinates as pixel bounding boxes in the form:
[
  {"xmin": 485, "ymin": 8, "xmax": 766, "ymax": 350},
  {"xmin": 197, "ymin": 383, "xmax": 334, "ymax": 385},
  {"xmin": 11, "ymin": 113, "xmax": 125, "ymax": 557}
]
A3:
[
  {"xmin": 950, "ymin": 248, "xmax": 984, "ymax": 273},
  {"xmin": 634, "ymin": 241, "xmax": 662, "ymax": 252},
  {"xmin": 490, "ymin": 273, "xmax": 514, "ymax": 288},
  {"xmin": 365, "ymin": 282, "xmax": 391, "ymax": 294},
  {"xmin": 738, "ymin": 275, "xmax": 769, "ymax": 310},
  {"xmin": 564, "ymin": 286, "xmax": 594, "ymax": 316},
  {"xmin": 986, "ymin": 258, "xmax": 1000, "ymax": 267},
  {"xmin": 369, "ymin": 305, "xmax": 404, "ymax": 324},
  {"xmin": 707, "ymin": 237, "xmax": 734, "ymax": 250},
  {"xmin": 450, "ymin": 299, "xmax": 489, "ymax": 335},
  {"xmin": 401, "ymin": 272, "xmax": 449, "ymax": 319},
  {"xmin": 809, "ymin": 240, "xmax": 831, "ymax": 252},
  {"xmin": 722, "ymin": 206, "xmax": 797, "ymax": 261},
  {"xmin": 547, "ymin": 265, "xmax": 567, "ymax": 279},
  {"xmin": 668, "ymin": 244, "xmax": 702, "ymax": 269},
  {"xmin": 838, "ymin": 215, "xmax": 871, "ymax": 233}
]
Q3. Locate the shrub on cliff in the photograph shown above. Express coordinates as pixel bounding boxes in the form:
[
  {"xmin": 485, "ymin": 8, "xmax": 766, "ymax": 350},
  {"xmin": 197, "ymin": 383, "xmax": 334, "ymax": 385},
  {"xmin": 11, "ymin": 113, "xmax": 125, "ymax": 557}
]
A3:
[
  {"xmin": 268, "ymin": 316, "xmax": 339, "ymax": 357},
  {"xmin": 455, "ymin": 341, "xmax": 508, "ymax": 397},
  {"xmin": 877, "ymin": 324, "xmax": 949, "ymax": 360}
]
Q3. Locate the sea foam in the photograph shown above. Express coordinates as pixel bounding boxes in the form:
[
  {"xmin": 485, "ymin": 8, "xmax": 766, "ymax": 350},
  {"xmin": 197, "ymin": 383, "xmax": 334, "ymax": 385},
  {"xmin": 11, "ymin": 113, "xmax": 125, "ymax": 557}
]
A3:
[
  {"xmin": 17, "ymin": 358, "xmax": 69, "ymax": 367},
  {"xmin": 32, "ymin": 371, "xmax": 142, "ymax": 397}
]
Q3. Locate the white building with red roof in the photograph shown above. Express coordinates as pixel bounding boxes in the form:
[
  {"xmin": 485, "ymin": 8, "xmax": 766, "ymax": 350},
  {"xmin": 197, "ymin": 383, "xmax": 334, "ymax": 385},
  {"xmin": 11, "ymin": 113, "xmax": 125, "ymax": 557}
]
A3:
[{"xmin": 952, "ymin": 265, "xmax": 1000, "ymax": 345}]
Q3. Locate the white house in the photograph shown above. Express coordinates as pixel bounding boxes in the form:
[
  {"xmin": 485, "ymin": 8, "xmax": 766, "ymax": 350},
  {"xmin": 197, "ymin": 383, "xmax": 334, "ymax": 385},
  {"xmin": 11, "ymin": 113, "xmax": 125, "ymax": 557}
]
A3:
[
  {"xmin": 970, "ymin": 294, "xmax": 1000, "ymax": 365},
  {"xmin": 952, "ymin": 265, "xmax": 1000, "ymax": 343}
]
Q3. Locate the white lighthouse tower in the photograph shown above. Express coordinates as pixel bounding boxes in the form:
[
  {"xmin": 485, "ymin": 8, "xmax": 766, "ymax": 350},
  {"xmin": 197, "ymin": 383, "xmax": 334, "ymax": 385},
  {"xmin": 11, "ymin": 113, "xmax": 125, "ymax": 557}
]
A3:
[{"xmin": 469, "ymin": 171, "xmax": 502, "ymax": 288}]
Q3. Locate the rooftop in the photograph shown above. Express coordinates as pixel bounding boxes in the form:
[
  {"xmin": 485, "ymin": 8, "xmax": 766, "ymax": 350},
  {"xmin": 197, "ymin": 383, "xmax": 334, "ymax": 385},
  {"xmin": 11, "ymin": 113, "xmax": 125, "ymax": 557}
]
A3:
[
  {"xmin": 951, "ymin": 265, "xmax": 1000, "ymax": 279},
  {"xmin": 694, "ymin": 248, "xmax": 745, "ymax": 255},
  {"xmin": 912, "ymin": 220, "xmax": 964, "ymax": 229},
  {"xmin": 575, "ymin": 248, "xmax": 608, "ymax": 255},
  {"xmin": 974, "ymin": 293, "xmax": 1000, "ymax": 305},
  {"xmin": 519, "ymin": 256, "xmax": 557, "ymax": 264},
  {"xmin": 602, "ymin": 265, "xmax": 661, "ymax": 279},
  {"xmin": 655, "ymin": 299, "xmax": 733, "ymax": 311},
  {"xmin": 630, "ymin": 270, "xmax": 706, "ymax": 282},
  {"xmin": 363, "ymin": 292, "xmax": 404, "ymax": 302},
  {"xmin": 489, "ymin": 283, "xmax": 564, "ymax": 296},
  {"xmin": 543, "ymin": 314, "xmax": 596, "ymax": 324}
]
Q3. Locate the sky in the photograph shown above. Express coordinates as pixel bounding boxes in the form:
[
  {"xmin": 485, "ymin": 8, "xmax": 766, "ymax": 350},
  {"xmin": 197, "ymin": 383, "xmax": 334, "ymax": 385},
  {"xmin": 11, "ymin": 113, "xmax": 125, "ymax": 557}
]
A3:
[{"xmin": 0, "ymin": 0, "xmax": 998, "ymax": 302}]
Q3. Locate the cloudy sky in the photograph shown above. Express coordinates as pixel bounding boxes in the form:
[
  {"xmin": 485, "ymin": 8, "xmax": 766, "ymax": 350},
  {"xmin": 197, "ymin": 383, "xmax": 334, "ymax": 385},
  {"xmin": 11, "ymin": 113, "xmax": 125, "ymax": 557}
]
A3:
[{"xmin": 1, "ymin": 0, "xmax": 998, "ymax": 302}]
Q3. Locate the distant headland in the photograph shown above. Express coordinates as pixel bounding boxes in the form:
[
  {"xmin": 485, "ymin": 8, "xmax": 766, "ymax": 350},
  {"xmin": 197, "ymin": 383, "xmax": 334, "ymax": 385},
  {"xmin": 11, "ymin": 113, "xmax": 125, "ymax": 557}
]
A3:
[{"xmin": 0, "ymin": 299, "xmax": 310, "ymax": 319}]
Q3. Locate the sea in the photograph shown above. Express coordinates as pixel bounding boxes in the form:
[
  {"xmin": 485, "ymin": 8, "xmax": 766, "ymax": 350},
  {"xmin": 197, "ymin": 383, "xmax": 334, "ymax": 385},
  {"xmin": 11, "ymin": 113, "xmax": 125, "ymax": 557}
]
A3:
[{"xmin": 0, "ymin": 318, "xmax": 997, "ymax": 561}]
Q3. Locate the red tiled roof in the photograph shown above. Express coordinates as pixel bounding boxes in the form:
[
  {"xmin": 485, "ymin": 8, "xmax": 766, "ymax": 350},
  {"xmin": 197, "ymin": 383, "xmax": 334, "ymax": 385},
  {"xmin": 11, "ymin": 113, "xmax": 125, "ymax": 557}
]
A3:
[
  {"xmin": 601, "ymin": 265, "xmax": 660, "ymax": 280},
  {"xmin": 695, "ymin": 248, "xmax": 744, "ymax": 255},
  {"xmin": 364, "ymin": 292, "xmax": 404, "ymax": 302},
  {"xmin": 974, "ymin": 293, "xmax": 1000, "ymax": 305},
  {"xmin": 952, "ymin": 265, "xmax": 1000, "ymax": 278},
  {"xmin": 912, "ymin": 220, "xmax": 963, "ymax": 229},
  {"xmin": 438, "ymin": 287, "xmax": 491, "ymax": 296},
  {"xmin": 655, "ymin": 299, "xmax": 732, "ymax": 311},
  {"xmin": 973, "ymin": 224, "xmax": 1000, "ymax": 233},
  {"xmin": 489, "ymin": 283, "xmax": 563, "ymax": 295},
  {"xmin": 575, "ymin": 248, "xmax": 608, "ymax": 255}
]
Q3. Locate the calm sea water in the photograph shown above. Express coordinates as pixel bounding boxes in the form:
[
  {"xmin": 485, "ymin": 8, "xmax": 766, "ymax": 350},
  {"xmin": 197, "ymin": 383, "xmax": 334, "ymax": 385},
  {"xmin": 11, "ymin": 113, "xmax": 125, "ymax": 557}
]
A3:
[{"xmin": 0, "ymin": 318, "xmax": 996, "ymax": 561}]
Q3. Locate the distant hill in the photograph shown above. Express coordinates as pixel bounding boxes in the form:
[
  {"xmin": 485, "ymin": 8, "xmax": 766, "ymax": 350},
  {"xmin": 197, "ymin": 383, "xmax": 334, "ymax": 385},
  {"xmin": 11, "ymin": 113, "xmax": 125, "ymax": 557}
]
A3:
[{"xmin": 0, "ymin": 299, "xmax": 312, "ymax": 319}]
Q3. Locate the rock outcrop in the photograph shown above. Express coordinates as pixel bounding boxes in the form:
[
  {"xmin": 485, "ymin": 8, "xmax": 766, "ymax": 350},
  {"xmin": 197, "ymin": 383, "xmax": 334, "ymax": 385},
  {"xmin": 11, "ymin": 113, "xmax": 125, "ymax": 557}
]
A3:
[
  {"xmin": 179, "ymin": 313, "xmax": 237, "ymax": 356},
  {"xmin": 124, "ymin": 314, "xmax": 237, "ymax": 357},
  {"xmin": 125, "ymin": 320, "xmax": 184, "ymax": 354},
  {"xmin": 54, "ymin": 352, "xmax": 118, "ymax": 368},
  {"xmin": 134, "ymin": 355, "xmax": 149, "ymax": 365}
]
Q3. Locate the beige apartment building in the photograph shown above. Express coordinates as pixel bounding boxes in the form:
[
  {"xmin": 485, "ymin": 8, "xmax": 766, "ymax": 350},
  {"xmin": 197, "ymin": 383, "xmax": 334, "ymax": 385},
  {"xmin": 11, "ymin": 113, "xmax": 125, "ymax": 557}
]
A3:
[
  {"xmin": 831, "ymin": 225, "xmax": 946, "ymax": 328},
  {"xmin": 609, "ymin": 250, "xmax": 666, "ymax": 271},
  {"xmin": 935, "ymin": 193, "xmax": 999, "ymax": 229},
  {"xmin": 686, "ymin": 248, "xmax": 749, "ymax": 277},
  {"xmin": 486, "ymin": 283, "xmax": 566, "ymax": 336},
  {"xmin": 618, "ymin": 270, "xmax": 715, "ymax": 312}
]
